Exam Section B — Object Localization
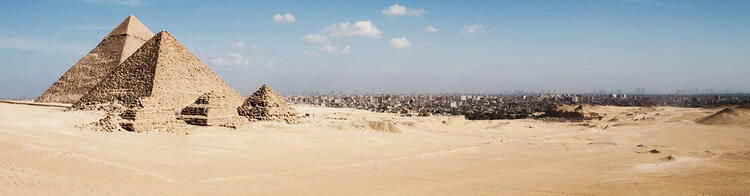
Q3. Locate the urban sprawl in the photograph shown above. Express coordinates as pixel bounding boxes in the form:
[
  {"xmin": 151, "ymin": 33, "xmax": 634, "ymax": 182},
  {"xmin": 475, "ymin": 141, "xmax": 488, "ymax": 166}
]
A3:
[{"xmin": 286, "ymin": 93, "xmax": 750, "ymax": 120}]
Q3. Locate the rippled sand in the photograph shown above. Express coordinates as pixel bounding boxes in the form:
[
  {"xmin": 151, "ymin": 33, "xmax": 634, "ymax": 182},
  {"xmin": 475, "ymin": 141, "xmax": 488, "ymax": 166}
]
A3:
[{"xmin": 1, "ymin": 102, "xmax": 748, "ymax": 195}]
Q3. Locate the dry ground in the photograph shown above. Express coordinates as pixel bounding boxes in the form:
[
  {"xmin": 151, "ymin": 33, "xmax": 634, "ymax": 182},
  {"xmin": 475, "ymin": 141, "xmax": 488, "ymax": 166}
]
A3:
[{"xmin": 0, "ymin": 102, "xmax": 748, "ymax": 195}]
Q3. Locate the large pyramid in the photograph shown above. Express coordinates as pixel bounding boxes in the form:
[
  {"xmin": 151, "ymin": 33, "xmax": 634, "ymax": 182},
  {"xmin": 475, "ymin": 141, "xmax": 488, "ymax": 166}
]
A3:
[
  {"xmin": 37, "ymin": 15, "xmax": 154, "ymax": 103},
  {"xmin": 73, "ymin": 31, "xmax": 245, "ymax": 132},
  {"xmin": 237, "ymin": 84, "xmax": 299, "ymax": 123}
]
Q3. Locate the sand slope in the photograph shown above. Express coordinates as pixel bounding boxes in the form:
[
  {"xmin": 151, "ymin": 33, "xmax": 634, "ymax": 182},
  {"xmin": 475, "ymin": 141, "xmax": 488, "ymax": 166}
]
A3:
[
  {"xmin": 0, "ymin": 102, "xmax": 749, "ymax": 195},
  {"xmin": 696, "ymin": 106, "xmax": 750, "ymax": 127}
]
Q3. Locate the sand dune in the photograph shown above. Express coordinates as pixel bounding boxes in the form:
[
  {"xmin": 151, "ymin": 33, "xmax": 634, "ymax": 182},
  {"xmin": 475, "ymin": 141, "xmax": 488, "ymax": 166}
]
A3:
[
  {"xmin": 0, "ymin": 102, "xmax": 749, "ymax": 195},
  {"xmin": 696, "ymin": 106, "xmax": 750, "ymax": 126}
]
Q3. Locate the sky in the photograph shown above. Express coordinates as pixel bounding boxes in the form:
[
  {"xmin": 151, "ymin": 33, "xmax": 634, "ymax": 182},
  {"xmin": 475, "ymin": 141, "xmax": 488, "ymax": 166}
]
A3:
[{"xmin": 0, "ymin": 0, "xmax": 749, "ymax": 98}]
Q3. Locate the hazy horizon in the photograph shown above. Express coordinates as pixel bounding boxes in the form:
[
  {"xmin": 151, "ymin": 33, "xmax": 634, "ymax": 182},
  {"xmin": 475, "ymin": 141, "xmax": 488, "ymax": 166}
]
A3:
[{"xmin": 1, "ymin": 0, "xmax": 749, "ymax": 98}]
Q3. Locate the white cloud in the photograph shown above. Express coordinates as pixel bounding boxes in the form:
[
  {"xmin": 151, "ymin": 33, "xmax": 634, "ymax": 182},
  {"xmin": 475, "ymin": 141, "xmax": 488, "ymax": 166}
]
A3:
[
  {"xmin": 304, "ymin": 45, "xmax": 352, "ymax": 56},
  {"xmin": 460, "ymin": 24, "xmax": 486, "ymax": 35},
  {"xmin": 228, "ymin": 41, "xmax": 262, "ymax": 54},
  {"xmin": 81, "ymin": 0, "xmax": 141, "ymax": 6},
  {"xmin": 382, "ymin": 4, "xmax": 425, "ymax": 16},
  {"xmin": 423, "ymin": 25, "xmax": 438, "ymax": 33},
  {"xmin": 319, "ymin": 45, "xmax": 351, "ymax": 55},
  {"xmin": 389, "ymin": 37, "xmax": 411, "ymax": 48},
  {"xmin": 323, "ymin": 21, "xmax": 382, "ymax": 38},
  {"xmin": 265, "ymin": 59, "xmax": 276, "ymax": 67},
  {"xmin": 230, "ymin": 41, "xmax": 245, "ymax": 50},
  {"xmin": 300, "ymin": 34, "xmax": 329, "ymax": 45},
  {"xmin": 272, "ymin": 13, "xmax": 296, "ymax": 23},
  {"xmin": 228, "ymin": 53, "xmax": 249, "ymax": 65},
  {"xmin": 209, "ymin": 53, "xmax": 249, "ymax": 66},
  {"xmin": 302, "ymin": 50, "xmax": 321, "ymax": 56}
]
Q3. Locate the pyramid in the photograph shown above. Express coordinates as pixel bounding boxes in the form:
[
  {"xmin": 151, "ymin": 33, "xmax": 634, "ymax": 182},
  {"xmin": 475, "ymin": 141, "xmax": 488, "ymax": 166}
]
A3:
[
  {"xmin": 73, "ymin": 31, "xmax": 245, "ymax": 132},
  {"xmin": 37, "ymin": 15, "xmax": 154, "ymax": 103},
  {"xmin": 237, "ymin": 84, "xmax": 299, "ymax": 123},
  {"xmin": 179, "ymin": 92, "xmax": 246, "ymax": 128}
]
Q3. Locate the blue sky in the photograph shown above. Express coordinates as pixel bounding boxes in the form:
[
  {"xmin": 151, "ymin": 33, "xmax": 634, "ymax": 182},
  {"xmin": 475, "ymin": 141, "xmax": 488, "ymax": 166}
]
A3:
[{"xmin": 1, "ymin": 0, "xmax": 749, "ymax": 98}]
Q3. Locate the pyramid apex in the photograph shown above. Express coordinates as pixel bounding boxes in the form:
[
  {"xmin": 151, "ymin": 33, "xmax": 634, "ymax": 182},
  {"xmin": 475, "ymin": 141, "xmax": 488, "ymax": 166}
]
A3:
[
  {"xmin": 105, "ymin": 15, "xmax": 154, "ymax": 40},
  {"xmin": 258, "ymin": 84, "xmax": 274, "ymax": 93},
  {"xmin": 154, "ymin": 30, "xmax": 176, "ymax": 39}
]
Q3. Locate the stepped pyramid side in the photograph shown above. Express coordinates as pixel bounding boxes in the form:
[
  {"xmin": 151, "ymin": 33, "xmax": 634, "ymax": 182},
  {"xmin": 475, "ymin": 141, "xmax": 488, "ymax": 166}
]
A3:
[
  {"xmin": 179, "ymin": 92, "xmax": 247, "ymax": 128},
  {"xmin": 73, "ymin": 31, "xmax": 244, "ymax": 132},
  {"xmin": 72, "ymin": 32, "xmax": 161, "ymax": 108},
  {"xmin": 147, "ymin": 31, "xmax": 244, "ymax": 109},
  {"xmin": 238, "ymin": 84, "xmax": 299, "ymax": 123},
  {"xmin": 37, "ymin": 15, "xmax": 154, "ymax": 103}
]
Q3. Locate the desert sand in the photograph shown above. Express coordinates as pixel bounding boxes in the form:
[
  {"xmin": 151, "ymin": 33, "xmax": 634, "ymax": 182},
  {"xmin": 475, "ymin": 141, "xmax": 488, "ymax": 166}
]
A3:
[{"xmin": 0, "ymin": 102, "xmax": 748, "ymax": 195}]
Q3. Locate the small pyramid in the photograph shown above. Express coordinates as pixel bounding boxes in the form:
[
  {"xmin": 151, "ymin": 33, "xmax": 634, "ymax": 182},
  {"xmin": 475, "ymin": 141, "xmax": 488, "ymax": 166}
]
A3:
[
  {"xmin": 237, "ymin": 84, "xmax": 299, "ymax": 123},
  {"xmin": 38, "ymin": 15, "xmax": 154, "ymax": 103},
  {"xmin": 179, "ymin": 92, "xmax": 246, "ymax": 128},
  {"xmin": 73, "ymin": 31, "xmax": 245, "ymax": 132}
]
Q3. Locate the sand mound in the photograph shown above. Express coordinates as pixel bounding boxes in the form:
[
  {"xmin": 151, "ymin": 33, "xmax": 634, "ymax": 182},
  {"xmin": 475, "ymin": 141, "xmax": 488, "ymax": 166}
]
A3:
[
  {"xmin": 486, "ymin": 122, "xmax": 510, "ymax": 130},
  {"xmin": 352, "ymin": 121, "xmax": 402, "ymax": 133},
  {"xmin": 398, "ymin": 121, "xmax": 416, "ymax": 127},
  {"xmin": 367, "ymin": 121, "xmax": 401, "ymax": 133},
  {"xmin": 696, "ymin": 108, "xmax": 750, "ymax": 126},
  {"xmin": 637, "ymin": 106, "xmax": 657, "ymax": 113},
  {"xmin": 738, "ymin": 103, "xmax": 750, "ymax": 110}
]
